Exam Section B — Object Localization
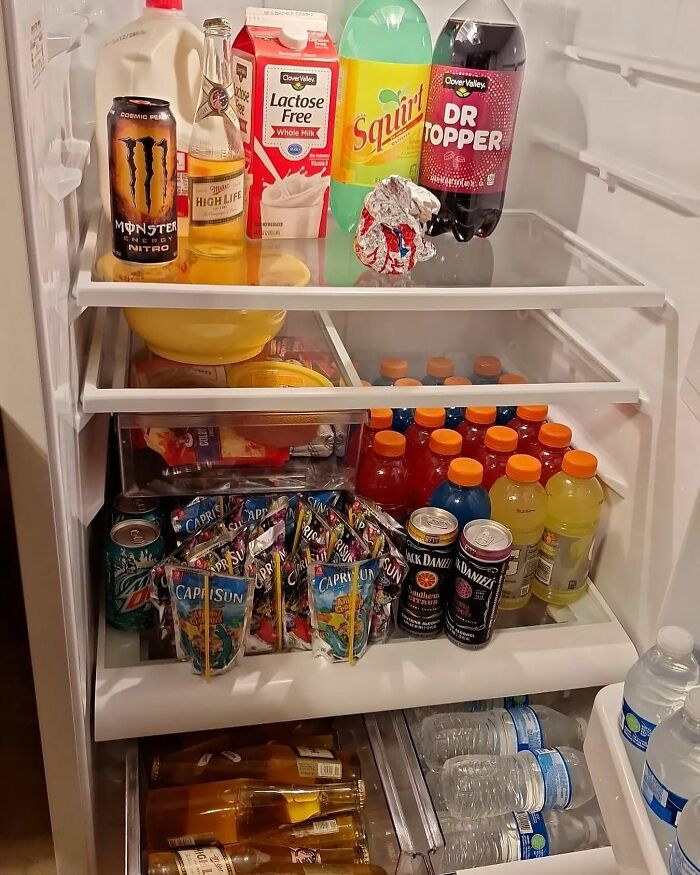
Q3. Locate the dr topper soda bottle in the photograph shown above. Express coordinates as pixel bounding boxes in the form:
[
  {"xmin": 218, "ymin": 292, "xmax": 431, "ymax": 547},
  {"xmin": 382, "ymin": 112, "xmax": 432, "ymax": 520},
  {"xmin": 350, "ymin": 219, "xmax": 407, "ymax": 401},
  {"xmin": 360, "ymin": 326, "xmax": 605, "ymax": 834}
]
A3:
[{"xmin": 419, "ymin": 0, "xmax": 526, "ymax": 242}]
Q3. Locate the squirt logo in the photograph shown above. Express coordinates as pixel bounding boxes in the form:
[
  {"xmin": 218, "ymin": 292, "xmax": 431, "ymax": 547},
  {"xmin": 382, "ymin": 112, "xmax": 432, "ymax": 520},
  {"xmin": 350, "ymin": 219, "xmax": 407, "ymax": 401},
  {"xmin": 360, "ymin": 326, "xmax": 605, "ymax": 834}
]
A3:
[{"xmin": 119, "ymin": 136, "xmax": 169, "ymax": 214}]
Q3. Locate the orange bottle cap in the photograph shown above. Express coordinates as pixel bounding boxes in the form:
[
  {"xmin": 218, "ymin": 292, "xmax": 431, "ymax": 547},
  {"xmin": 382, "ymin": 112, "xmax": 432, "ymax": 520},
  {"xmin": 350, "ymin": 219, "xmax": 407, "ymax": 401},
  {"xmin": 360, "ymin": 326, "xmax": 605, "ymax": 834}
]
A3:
[
  {"xmin": 374, "ymin": 431, "xmax": 406, "ymax": 459},
  {"xmin": 427, "ymin": 356, "xmax": 455, "ymax": 379},
  {"xmin": 448, "ymin": 457, "xmax": 484, "ymax": 487},
  {"xmin": 414, "ymin": 408, "xmax": 446, "ymax": 428},
  {"xmin": 444, "ymin": 375, "xmax": 472, "ymax": 386},
  {"xmin": 466, "ymin": 406, "xmax": 497, "ymax": 425},
  {"xmin": 506, "ymin": 454, "xmax": 542, "ymax": 483},
  {"xmin": 516, "ymin": 405, "xmax": 549, "ymax": 423},
  {"xmin": 370, "ymin": 408, "xmax": 393, "ymax": 430},
  {"xmin": 473, "ymin": 355, "xmax": 502, "ymax": 377},
  {"xmin": 562, "ymin": 450, "xmax": 598, "ymax": 478},
  {"xmin": 361, "ymin": 380, "xmax": 372, "ymax": 387},
  {"xmin": 499, "ymin": 373, "xmax": 527, "ymax": 385},
  {"xmin": 429, "ymin": 429, "xmax": 463, "ymax": 457},
  {"xmin": 539, "ymin": 422, "xmax": 572, "ymax": 449},
  {"xmin": 380, "ymin": 357, "xmax": 408, "ymax": 380},
  {"xmin": 394, "ymin": 377, "xmax": 422, "ymax": 387},
  {"xmin": 485, "ymin": 426, "xmax": 518, "ymax": 452}
]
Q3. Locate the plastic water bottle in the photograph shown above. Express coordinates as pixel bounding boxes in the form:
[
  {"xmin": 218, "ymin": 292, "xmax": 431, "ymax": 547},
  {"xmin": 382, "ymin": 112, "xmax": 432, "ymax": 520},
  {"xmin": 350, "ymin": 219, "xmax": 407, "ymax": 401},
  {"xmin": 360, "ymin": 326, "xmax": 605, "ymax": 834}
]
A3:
[
  {"xmin": 421, "ymin": 706, "xmax": 587, "ymax": 770},
  {"xmin": 443, "ymin": 747, "xmax": 594, "ymax": 819},
  {"xmin": 440, "ymin": 808, "xmax": 607, "ymax": 868},
  {"xmin": 620, "ymin": 626, "xmax": 699, "ymax": 782},
  {"xmin": 670, "ymin": 794, "xmax": 700, "ymax": 875},
  {"xmin": 642, "ymin": 687, "xmax": 700, "ymax": 859}
]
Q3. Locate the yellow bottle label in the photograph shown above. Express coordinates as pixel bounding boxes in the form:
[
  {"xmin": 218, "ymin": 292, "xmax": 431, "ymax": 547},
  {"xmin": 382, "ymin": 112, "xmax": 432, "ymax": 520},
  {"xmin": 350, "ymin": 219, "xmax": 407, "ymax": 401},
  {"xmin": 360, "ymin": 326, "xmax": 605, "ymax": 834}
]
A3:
[{"xmin": 332, "ymin": 58, "xmax": 431, "ymax": 188}]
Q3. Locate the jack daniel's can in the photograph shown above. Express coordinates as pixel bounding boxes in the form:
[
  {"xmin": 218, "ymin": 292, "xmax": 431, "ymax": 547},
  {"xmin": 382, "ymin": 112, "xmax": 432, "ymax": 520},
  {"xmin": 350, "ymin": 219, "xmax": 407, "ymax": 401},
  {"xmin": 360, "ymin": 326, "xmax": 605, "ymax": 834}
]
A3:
[
  {"xmin": 397, "ymin": 508, "xmax": 458, "ymax": 638},
  {"xmin": 108, "ymin": 96, "xmax": 178, "ymax": 264}
]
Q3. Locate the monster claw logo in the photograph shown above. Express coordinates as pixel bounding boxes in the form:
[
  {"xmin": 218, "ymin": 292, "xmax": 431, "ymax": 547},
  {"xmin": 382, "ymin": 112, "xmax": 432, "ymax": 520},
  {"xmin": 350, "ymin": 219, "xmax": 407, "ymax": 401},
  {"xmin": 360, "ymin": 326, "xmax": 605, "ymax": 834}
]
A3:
[{"xmin": 120, "ymin": 136, "xmax": 169, "ymax": 213}]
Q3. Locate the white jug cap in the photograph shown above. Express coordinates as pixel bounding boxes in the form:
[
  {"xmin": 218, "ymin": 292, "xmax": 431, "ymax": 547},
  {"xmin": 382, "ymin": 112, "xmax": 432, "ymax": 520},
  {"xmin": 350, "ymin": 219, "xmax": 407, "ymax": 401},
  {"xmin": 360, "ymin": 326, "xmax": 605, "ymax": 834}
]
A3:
[
  {"xmin": 657, "ymin": 625, "xmax": 695, "ymax": 657},
  {"xmin": 279, "ymin": 23, "xmax": 308, "ymax": 50},
  {"xmin": 685, "ymin": 686, "xmax": 700, "ymax": 722}
]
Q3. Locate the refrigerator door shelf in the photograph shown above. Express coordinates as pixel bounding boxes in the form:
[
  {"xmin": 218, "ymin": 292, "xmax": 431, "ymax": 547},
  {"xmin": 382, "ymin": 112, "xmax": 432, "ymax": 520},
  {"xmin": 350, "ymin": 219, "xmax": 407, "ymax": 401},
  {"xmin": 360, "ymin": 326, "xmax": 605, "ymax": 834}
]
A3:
[
  {"xmin": 585, "ymin": 683, "xmax": 667, "ymax": 875},
  {"xmin": 74, "ymin": 210, "xmax": 664, "ymax": 312},
  {"xmin": 95, "ymin": 583, "xmax": 637, "ymax": 742}
]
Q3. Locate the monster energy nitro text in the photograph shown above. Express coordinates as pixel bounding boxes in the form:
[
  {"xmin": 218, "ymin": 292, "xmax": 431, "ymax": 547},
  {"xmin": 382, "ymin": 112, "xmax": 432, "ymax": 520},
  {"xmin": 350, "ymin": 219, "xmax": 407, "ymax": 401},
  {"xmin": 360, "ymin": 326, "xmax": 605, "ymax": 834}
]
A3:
[{"xmin": 108, "ymin": 97, "xmax": 178, "ymax": 264}]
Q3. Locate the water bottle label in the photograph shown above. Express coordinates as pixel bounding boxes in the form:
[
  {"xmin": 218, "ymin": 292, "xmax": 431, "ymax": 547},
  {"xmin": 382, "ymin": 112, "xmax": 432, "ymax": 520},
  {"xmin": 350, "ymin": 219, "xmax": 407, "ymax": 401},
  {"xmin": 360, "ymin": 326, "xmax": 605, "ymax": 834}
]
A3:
[
  {"xmin": 670, "ymin": 838, "xmax": 700, "ymax": 875},
  {"xmin": 619, "ymin": 698, "xmax": 656, "ymax": 752},
  {"xmin": 514, "ymin": 811, "xmax": 550, "ymax": 860},
  {"xmin": 507, "ymin": 706, "xmax": 544, "ymax": 751},
  {"xmin": 642, "ymin": 762, "xmax": 688, "ymax": 826},
  {"xmin": 533, "ymin": 748, "xmax": 573, "ymax": 810}
]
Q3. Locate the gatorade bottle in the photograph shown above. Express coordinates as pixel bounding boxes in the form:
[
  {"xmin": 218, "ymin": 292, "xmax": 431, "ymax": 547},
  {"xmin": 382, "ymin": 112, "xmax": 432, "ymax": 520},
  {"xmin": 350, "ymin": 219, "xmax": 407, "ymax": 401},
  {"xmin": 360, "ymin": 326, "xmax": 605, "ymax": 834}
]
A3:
[
  {"xmin": 374, "ymin": 357, "xmax": 408, "ymax": 386},
  {"xmin": 458, "ymin": 407, "xmax": 497, "ymax": 458},
  {"xmin": 476, "ymin": 426, "xmax": 518, "ymax": 490},
  {"xmin": 392, "ymin": 378, "xmax": 422, "ymax": 433},
  {"xmin": 330, "ymin": 0, "xmax": 433, "ymax": 232},
  {"xmin": 411, "ymin": 429, "xmax": 463, "ymax": 510},
  {"xmin": 430, "ymin": 458, "xmax": 490, "ymax": 532},
  {"xmin": 532, "ymin": 451, "xmax": 604, "ymax": 606},
  {"xmin": 423, "ymin": 356, "xmax": 456, "ymax": 385},
  {"xmin": 405, "ymin": 408, "xmax": 446, "ymax": 466},
  {"xmin": 444, "ymin": 375, "xmax": 473, "ymax": 429},
  {"xmin": 353, "ymin": 408, "xmax": 394, "ymax": 470},
  {"xmin": 489, "ymin": 455, "xmax": 546, "ymax": 610},
  {"xmin": 507, "ymin": 405, "xmax": 549, "ymax": 453},
  {"xmin": 356, "ymin": 430, "xmax": 409, "ymax": 522},
  {"xmin": 496, "ymin": 373, "xmax": 527, "ymax": 425},
  {"xmin": 534, "ymin": 423, "xmax": 572, "ymax": 486},
  {"xmin": 471, "ymin": 355, "xmax": 502, "ymax": 385}
]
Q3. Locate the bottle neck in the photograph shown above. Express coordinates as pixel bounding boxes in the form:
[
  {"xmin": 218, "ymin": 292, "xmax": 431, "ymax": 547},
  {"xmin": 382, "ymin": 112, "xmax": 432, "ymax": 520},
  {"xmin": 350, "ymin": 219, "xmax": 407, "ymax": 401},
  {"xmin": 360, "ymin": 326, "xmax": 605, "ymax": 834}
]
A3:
[{"xmin": 203, "ymin": 29, "xmax": 232, "ymax": 88}]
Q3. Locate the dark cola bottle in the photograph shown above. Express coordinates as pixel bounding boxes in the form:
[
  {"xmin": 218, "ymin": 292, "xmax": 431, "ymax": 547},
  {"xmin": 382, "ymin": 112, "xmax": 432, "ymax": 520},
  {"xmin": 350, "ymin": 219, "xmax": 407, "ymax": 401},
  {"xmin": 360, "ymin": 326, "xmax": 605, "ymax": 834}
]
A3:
[{"xmin": 419, "ymin": 0, "xmax": 526, "ymax": 242}]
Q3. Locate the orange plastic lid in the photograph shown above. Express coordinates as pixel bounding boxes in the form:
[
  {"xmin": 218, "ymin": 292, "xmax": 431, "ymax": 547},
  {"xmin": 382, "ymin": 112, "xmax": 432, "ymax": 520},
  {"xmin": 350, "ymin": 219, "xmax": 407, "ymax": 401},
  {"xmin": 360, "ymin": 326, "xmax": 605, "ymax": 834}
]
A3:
[
  {"xmin": 485, "ymin": 426, "xmax": 518, "ymax": 452},
  {"xmin": 380, "ymin": 357, "xmax": 408, "ymax": 380},
  {"xmin": 361, "ymin": 380, "xmax": 371, "ymax": 387},
  {"xmin": 370, "ymin": 408, "xmax": 394, "ymax": 430},
  {"xmin": 394, "ymin": 377, "xmax": 421, "ymax": 387},
  {"xmin": 414, "ymin": 408, "xmax": 446, "ymax": 428},
  {"xmin": 466, "ymin": 406, "xmax": 497, "ymax": 426},
  {"xmin": 429, "ymin": 429, "xmax": 463, "ymax": 457},
  {"xmin": 473, "ymin": 355, "xmax": 502, "ymax": 377},
  {"xmin": 427, "ymin": 356, "xmax": 455, "ymax": 379},
  {"xmin": 444, "ymin": 375, "xmax": 472, "ymax": 386},
  {"xmin": 374, "ymin": 431, "xmax": 406, "ymax": 459},
  {"xmin": 562, "ymin": 449, "xmax": 598, "ymax": 478},
  {"xmin": 499, "ymin": 373, "xmax": 527, "ymax": 385},
  {"xmin": 448, "ymin": 458, "xmax": 484, "ymax": 487},
  {"xmin": 539, "ymin": 422, "xmax": 572, "ymax": 449},
  {"xmin": 516, "ymin": 405, "xmax": 549, "ymax": 423},
  {"xmin": 506, "ymin": 454, "xmax": 542, "ymax": 483}
]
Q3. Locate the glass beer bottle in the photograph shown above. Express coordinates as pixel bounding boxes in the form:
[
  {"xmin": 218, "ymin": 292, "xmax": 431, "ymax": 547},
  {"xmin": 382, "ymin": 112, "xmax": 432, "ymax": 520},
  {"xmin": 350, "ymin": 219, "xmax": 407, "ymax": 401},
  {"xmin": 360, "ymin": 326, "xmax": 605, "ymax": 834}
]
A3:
[{"xmin": 248, "ymin": 813, "xmax": 367, "ymax": 849}]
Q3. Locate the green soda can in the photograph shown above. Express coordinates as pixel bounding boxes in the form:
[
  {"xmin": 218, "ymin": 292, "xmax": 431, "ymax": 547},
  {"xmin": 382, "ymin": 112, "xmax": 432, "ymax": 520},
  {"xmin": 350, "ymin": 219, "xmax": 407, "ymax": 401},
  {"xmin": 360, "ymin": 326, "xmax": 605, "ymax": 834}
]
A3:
[
  {"xmin": 112, "ymin": 494, "xmax": 165, "ymax": 530},
  {"xmin": 106, "ymin": 520, "xmax": 165, "ymax": 631}
]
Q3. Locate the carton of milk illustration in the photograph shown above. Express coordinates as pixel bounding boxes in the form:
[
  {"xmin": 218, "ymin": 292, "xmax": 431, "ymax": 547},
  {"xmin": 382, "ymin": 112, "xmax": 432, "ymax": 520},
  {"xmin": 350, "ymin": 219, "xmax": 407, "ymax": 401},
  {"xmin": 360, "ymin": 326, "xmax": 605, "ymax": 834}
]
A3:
[{"xmin": 233, "ymin": 8, "xmax": 339, "ymax": 239}]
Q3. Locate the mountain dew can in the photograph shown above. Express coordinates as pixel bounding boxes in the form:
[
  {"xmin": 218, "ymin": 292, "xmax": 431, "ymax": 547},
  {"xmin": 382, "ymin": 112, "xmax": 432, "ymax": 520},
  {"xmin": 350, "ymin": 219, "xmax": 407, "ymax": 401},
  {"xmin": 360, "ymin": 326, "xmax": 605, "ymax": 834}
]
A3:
[{"xmin": 106, "ymin": 520, "xmax": 165, "ymax": 631}]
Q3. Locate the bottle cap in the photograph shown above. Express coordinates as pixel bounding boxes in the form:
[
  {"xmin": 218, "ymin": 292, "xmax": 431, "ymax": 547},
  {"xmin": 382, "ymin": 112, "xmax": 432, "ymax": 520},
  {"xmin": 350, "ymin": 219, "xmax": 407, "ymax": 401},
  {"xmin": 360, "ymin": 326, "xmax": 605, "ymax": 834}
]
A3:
[
  {"xmin": 394, "ymin": 377, "xmax": 421, "ymax": 387},
  {"xmin": 473, "ymin": 355, "xmax": 502, "ymax": 377},
  {"xmin": 684, "ymin": 687, "xmax": 700, "ymax": 723},
  {"xmin": 444, "ymin": 375, "xmax": 472, "ymax": 386},
  {"xmin": 657, "ymin": 626, "xmax": 695, "ymax": 658},
  {"xmin": 516, "ymin": 405, "xmax": 549, "ymax": 423},
  {"xmin": 466, "ymin": 406, "xmax": 497, "ymax": 425},
  {"xmin": 539, "ymin": 422, "xmax": 572, "ymax": 449},
  {"xmin": 374, "ymin": 431, "xmax": 405, "ymax": 459},
  {"xmin": 499, "ymin": 373, "xmax": 527, "ymax": 385},
  {"xmin": 427, "ymin": 356, "xmax": 455, "ymax": 379},
  {"xmin": 147, "ymin": 0, "xmax": 183, "ymax": 8},
  {"xmin": 279, "ymin": 22, "xmax": 309, "ymax": 50},
  {"xmin": 506, "ymin": 454, "xmax": 542, "ymax": 483},
  {"xmin": 485, "ymin": 426, "xmax": 518, "ymax": 453},
  {"xmin": 414, "ymin": 408, "xmax": 446, "ymax": 428},
  {"xmin": 429, "ymin": 429, "xmax": 462, "ymax": 457},
  {"xmin": 562, "ymin": 450, "xmax": 598, "ymax": 478},
  {"xmin": 369, "ymin": 408, "xmax": 393, "ymax": 430},
  {"xmin": 203, "ymin": 16, "xmax": 231, "ymax": 30},
  {"xmin": 380, "ymin": 357, "xmax": 408, "ymax": 380},
  {"xmin": 361, "ymin": 380, "xmax": 371, "ymax": 387},
  {"xmin": 448, "ymin": 458, "xmax": 483, "ymax": 487}
]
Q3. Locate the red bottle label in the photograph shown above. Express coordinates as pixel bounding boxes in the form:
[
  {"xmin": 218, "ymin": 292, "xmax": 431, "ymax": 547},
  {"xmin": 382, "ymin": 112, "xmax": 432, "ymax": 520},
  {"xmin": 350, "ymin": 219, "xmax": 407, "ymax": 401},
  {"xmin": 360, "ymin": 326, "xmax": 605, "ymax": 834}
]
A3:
[{"xmin": 419, "ymin": 65, "xmax": 523, "ymax": 195}]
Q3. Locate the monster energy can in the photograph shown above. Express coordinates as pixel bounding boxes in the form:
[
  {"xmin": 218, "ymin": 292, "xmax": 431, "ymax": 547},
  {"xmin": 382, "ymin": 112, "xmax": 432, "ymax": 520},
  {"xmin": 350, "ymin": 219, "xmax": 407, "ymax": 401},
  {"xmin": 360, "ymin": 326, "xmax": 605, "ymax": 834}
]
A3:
[
  {"xmin": 106, "ymin": 520, "xmax": 165, "ymax": 631},
  {"xmin": 108, "ymin": 96, "xmax": 178, "ymax": 264}
]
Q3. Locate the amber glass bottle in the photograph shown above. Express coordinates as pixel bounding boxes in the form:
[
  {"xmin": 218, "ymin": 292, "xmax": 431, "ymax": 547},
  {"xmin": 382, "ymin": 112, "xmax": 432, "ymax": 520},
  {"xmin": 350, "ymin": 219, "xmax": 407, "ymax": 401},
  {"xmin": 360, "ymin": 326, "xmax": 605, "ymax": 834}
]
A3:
[{"xmin": 248, "ymin": 813, "xmax": 367, "ymax": 850}]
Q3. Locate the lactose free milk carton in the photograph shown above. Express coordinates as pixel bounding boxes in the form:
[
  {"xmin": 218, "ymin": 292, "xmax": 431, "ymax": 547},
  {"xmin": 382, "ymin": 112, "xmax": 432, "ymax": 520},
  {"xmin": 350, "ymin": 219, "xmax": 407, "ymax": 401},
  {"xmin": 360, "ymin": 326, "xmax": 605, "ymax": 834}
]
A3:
[{"xmin": 233, "ymin": 8, "xmax": 339, "ymax": 239}]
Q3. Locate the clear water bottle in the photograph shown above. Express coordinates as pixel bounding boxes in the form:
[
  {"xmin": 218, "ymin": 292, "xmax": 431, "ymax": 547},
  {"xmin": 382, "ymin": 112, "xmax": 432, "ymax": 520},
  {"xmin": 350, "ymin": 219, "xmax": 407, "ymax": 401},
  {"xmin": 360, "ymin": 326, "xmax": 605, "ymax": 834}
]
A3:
[
  {"xmin": 670, "ymin": 794, "xmax": 700, "ymax": 875},
  {"xmin": 620, "ymin": 626, "xmax": 699, "ymax": 782},
  {"xmin": 642, "ymin": 687, "xmax": 700, "ymax": 859},
  {"xmin": 443, "ymin": 747, "xmax": 594, "ymax": 819},
  {"xmin": 440, "ymin": 808, "xmax": 608, "ymax": 867},
  {"xmin": 421, "ymin": 706, "xmax": 587, "ymax": 770}
]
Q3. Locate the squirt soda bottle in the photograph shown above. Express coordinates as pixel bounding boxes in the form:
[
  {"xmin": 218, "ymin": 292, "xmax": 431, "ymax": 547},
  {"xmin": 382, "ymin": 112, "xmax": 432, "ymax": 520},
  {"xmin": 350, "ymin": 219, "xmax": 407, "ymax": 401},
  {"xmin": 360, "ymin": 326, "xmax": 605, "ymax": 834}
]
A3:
[
  {"xmin": 532, "ymin": 450, "xmax": 604, "ymax": 606},
  {"xmin": 330, "ymin": 0, "xmax": 433, "ymax": 232}
]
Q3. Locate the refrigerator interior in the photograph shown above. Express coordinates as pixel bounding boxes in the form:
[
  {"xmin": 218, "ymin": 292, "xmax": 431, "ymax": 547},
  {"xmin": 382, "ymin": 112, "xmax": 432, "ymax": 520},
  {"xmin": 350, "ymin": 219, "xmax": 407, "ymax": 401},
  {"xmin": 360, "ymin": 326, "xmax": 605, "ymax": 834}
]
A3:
[{"xmin": 1, "ymin": 0, "xmax": 699, "ymax": 873}]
